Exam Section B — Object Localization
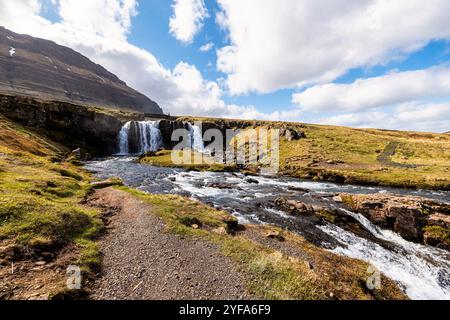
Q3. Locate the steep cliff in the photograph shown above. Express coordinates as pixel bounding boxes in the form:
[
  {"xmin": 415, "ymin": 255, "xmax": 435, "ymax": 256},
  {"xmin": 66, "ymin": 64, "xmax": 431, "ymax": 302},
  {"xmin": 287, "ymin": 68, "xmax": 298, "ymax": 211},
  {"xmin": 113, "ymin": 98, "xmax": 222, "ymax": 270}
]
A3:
[
  {"xmin": 0, "ymin": 27, "xmax": 163, "ymax": 114},
  {"xmin": 0, "ymin": 94, "xmax": 145, "ymax": 155}
]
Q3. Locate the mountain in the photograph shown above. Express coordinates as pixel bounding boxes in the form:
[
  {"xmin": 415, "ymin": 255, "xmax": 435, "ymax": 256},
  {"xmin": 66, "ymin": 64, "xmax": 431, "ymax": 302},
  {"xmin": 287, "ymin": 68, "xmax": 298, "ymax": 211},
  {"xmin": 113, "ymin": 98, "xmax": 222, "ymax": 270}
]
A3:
[{"xmin": 0, "ymin": 26, "xmax": 163, "ymax": 114}]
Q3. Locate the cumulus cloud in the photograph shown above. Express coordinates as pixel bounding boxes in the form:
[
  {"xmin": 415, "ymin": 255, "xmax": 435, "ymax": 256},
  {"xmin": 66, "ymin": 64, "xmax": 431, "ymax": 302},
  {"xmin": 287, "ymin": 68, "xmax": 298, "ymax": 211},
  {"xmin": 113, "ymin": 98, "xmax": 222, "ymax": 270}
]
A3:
[
  {"xmin": 0, "ymin": 0, "xmax": 275, "ymax": 119},
  {"xmin": 216, "ymin": 0, "xmax": 450, "ymax": 95},
  {"xmin": 317, "ymin": 102, "xmax": 450, "ymax": 133},
  {"xmin": 199, "ymin": 42, "xmax": 214, "ymax": 52},
  {"xmin": 292, "ymin": 66, "xmax": 450, "ymax": 112},
  {"xmin": 169, "ymin": 0, "xmax": 208, "ymax": 44}
]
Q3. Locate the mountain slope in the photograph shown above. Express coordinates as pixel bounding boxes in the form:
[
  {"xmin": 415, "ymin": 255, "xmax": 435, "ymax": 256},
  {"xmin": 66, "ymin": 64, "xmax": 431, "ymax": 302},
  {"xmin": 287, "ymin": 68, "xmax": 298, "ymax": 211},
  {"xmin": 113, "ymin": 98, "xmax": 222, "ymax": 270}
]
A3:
[{"xmin": 0, "ymin": 27, "xmax": 163, "ymax": 114}]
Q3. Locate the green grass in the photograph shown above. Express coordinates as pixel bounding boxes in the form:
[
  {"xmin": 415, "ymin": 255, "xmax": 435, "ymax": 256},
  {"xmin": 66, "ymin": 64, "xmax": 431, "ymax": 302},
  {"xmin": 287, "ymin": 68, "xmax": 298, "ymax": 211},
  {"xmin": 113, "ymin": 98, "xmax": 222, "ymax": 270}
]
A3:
[
  {"xmin": 0, "ymin": 117, "xmax": 103, "ymax": 278},
  {"xmin": 423, "ymin": 226, "xmax": 450, "ymax": 244},
  {"xmin": 140, "ymin": 150, "xmax": 238, "ymax": 172}
]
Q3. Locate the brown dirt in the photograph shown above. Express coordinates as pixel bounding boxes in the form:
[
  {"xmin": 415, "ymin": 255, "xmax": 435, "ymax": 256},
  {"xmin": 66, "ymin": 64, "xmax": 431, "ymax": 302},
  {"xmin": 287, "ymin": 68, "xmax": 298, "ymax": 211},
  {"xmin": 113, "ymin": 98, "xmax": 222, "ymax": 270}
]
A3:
[
  {"xmin": 0, "ymin": 244, "xmax": 79, "ymax": 300},
  {"xmin": 88, "ymin": 188, "xmax": 252, "ymax": 300}
]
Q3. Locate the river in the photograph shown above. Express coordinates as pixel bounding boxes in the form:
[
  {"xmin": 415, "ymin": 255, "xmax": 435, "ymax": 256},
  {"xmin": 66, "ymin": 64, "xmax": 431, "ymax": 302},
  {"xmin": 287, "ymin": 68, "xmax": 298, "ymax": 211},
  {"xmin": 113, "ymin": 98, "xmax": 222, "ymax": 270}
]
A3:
[{"xmin": 85, "ymin": 157, "xmax": 450, "ymax": 300}]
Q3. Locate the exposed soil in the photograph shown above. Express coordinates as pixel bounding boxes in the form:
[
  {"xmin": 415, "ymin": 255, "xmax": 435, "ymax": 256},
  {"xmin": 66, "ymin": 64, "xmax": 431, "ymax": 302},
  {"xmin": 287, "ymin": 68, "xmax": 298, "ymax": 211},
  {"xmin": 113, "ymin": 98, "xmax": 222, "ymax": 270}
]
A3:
[
  {"xmin": 0, "ymin": 244, "xmax": 79, "ymax": 300},
  {"xmin": 87, "ymin": 188, "xmax": 252, "ymax": 300}
]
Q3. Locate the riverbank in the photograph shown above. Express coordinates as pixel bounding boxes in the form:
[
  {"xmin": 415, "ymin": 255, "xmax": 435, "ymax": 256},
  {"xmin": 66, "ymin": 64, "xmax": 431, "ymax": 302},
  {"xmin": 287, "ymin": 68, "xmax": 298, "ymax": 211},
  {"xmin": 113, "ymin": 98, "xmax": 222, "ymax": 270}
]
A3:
[{"xmin": 1, "ymin": 106, "xmax": 449, "ymax": 299}]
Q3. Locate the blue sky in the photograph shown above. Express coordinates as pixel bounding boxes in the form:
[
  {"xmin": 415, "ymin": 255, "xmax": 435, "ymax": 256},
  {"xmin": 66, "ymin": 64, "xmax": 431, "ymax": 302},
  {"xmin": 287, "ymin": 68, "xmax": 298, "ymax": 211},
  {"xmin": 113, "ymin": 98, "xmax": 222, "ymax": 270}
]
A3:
[{"xmin": 3, "ymin": 0, "xmax": 450, "ymax": 132}]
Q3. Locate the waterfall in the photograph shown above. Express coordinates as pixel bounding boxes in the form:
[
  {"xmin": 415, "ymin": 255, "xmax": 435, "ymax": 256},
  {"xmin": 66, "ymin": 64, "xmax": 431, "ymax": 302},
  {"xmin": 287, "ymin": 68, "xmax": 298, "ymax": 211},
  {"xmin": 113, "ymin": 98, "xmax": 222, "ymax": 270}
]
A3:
[
  {"xmin": 118, "ymin": 122, "xmax": 131, "ymax": 154},
  {"xmin": 118, "ymin": 121, "xmax": 163, "ymax": 155},
  {"xmin": 188, "ymin": 124, "xmax": 205, "ymax": 152}
]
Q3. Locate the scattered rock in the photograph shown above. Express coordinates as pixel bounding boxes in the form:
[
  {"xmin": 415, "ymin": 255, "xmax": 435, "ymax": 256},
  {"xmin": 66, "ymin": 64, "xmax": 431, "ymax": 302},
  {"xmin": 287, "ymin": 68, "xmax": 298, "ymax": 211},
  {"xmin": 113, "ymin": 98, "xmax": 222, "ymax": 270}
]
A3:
[
  {"xmin": 303, "ymin": 261, "xmax": 313, "ymax": 270},
  {"xmin": 212, "ymin": 227, "xmax": 228, "ymax": 235},
  {"xmin": 327, "ymin": 159, "xmax": 345, "ymax": 165},
  {"xmin": 274, "ymin": 197, "xmax": 316, "ymax": 216},
  {"xmin": 288, "ymin": 186, "xmax": 310, "ymax": 193},
  {"xmin": 207, "ymin": 183, "xmax": 242, "ymax": 190},
  {"xmin": 263, "ymin": 230, "xmax": 285, "ymax": 242},
  {"xmin": 90, "ymin": 178, "xmax": 124, "ymax": 189},
  {"xmin": 332, "ymin": 196, "xmax": 343, "ymax": 203},
  {"xmin": 280, "ymin": 128, "xmax": 306, "ymax": 141},
  {"xmin": 246, "ymin": 178, "xmax": 259, "ymax": 184}
]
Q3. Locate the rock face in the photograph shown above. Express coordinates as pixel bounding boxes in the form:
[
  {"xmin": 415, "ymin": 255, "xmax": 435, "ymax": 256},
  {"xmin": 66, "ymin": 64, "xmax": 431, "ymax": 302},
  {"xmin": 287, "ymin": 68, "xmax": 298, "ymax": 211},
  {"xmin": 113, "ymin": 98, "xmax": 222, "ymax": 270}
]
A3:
[
  {"xmin": 0, "ymin": 27, "xmax": 162, "ymax": 114},
  {"xmin": 340, "ymin": 193, "xmax": 450, "ymax": 250},
  {"xmin": 0, "ymin": 94, "xmax": 142, "ymax": 155},
  {"xmin": 158, "ymin": 120, "xmax": 191, "ymax": 149}
]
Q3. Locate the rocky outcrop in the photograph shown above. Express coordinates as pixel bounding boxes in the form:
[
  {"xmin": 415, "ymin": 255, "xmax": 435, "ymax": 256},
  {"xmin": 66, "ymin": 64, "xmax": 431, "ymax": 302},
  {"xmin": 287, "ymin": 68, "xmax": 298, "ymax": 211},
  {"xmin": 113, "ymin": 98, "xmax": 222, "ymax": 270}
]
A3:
[
  {"xmin": 0, "ymin": 94, "xmax": 142, "ymax": 155},
  {"xmin": 340, "ymin": 193, "xmax": 450, "ymax": 250},
  {"xmin": 279, "ymin": 127, "xmax": 306, "ymax": 141},
  {"xmin": 158, "ymin": 120, "xmax": 192, "ymax": 149},
  {"xmin": 272, "ymin": 197, "xmax": 395, "ymax": 248},
  {"xmin": 0, "ymin": 27, "xmax": 162, "ymax": 114}
]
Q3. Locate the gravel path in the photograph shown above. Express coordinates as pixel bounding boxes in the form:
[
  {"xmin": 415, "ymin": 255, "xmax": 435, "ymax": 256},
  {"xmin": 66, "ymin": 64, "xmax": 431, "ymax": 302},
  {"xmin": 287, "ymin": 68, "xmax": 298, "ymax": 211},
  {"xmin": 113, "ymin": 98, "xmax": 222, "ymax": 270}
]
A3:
[{"xmin": 89, "ymin": 188, "xmax": 251, "ymax": 300}]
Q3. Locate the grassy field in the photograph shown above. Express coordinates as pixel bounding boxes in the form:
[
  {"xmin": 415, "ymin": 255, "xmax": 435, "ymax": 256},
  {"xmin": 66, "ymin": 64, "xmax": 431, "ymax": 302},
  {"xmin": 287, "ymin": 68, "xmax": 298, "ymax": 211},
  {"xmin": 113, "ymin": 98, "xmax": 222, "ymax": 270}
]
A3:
[
  {"xmin": 0, "ymin": 116, "xmax": 103, "ymax": 287},
  {"xmin": 280, "ymin": 124, "xmax": 450, "ymax": 189}
]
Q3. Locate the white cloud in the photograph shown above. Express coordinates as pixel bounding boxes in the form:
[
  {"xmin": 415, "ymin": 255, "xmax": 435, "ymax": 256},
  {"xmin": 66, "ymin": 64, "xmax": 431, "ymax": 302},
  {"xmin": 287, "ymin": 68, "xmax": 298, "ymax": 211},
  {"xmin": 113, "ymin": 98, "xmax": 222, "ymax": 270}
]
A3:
[
  {"xmin": 0, "ymin": 0, "xmax": 273, "ymax": 119},
  {"xmin": 317, "ymin": 102, "xmax": 450, "ymax": 132},
  {"xmin": 216, "ymin": 0, "xmax": 450, "ymax": 95},
  {"xmin": 199, "ymin": 41, "xmax": 214, "ymax": 52},
  {"xmin": 169, "ymin": 0, "xmax": 208, "ymax": 44},
  {"xmin": 292, "ymin": 66, "xmax": 450, "ymax": 112}
]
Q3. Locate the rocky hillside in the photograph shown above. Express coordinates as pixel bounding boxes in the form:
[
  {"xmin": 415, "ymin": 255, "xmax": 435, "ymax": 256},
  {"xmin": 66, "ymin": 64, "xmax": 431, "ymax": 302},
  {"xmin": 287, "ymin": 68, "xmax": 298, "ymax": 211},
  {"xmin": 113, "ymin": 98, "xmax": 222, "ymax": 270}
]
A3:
[{"xmin": 0, "ymin": 27, "xmax": 162, "ymax": 114}]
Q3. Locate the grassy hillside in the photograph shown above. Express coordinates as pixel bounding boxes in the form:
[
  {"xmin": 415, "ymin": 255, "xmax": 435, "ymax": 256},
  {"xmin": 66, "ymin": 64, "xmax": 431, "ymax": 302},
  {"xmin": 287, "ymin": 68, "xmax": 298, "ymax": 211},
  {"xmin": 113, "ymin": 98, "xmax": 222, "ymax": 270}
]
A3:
[
  {"xmin": 0, "ymin": 115, "xmax": 103, "ymax": 298},
  {"xmin": 280, "ymin": 124, "xmax": 450, "ymax": 189},
  {"xmin": 150, "ymin": 117, "xmax": 450, "ymax": 190}
]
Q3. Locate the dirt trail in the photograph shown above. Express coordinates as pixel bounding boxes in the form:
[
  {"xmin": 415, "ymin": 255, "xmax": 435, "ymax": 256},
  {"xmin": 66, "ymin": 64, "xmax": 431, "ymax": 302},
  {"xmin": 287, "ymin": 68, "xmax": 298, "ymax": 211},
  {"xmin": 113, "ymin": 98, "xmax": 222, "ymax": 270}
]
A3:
[
  {"xmin": 377, "ymin": 142, "xmax": 417, "ymax": 168},
  {"xmin": 88, "ymin": 188, "xmax": 251, "ymax": 300}
]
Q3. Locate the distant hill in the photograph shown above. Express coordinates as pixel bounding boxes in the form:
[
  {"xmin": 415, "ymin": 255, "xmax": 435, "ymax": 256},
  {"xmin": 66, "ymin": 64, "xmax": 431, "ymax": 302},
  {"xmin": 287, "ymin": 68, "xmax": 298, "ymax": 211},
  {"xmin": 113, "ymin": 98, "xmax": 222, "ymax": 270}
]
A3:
[{"xmin": 0, "ymin": 26, "xmax": 163, "ymax": 114}]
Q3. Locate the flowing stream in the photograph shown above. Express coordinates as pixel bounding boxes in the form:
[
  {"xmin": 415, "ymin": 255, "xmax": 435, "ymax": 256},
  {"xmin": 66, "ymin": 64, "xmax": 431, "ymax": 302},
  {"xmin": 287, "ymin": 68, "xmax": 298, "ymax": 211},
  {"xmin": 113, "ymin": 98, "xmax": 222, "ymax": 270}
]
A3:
[{"xmin": 85, "ymin": 157, "xmax": 450, "ymax": 300}]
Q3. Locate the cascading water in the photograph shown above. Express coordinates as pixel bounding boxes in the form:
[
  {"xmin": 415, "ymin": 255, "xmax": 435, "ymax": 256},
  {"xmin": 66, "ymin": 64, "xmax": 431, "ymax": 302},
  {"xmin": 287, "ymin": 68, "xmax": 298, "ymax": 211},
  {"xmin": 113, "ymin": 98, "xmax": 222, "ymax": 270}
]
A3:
[
  {"xmin": 318, "ymin": 208, "xmax": 450, "ymax": 300},
  {"xmin": 118, "ymin": 121, "xmax": 163, "ymax": 155},
  {"xmin": 188, "ymin": 124, "xmax": 205, "ymax": 152},
  {"xmin": 118, "ymin": 121, "xmax": 131, "ymax": 155}
]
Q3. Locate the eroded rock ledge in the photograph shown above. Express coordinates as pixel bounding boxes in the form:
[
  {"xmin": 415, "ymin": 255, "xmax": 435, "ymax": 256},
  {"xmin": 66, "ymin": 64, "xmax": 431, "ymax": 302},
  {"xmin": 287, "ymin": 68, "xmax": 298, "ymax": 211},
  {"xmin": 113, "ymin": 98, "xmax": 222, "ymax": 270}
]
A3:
[
  {"xmin": 274, "ymin": 193, "xmax": 450, "ymax": 251},
  {"xmin": 339, "ymin": 193, "xmax": 450, "ymax": 250}
]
